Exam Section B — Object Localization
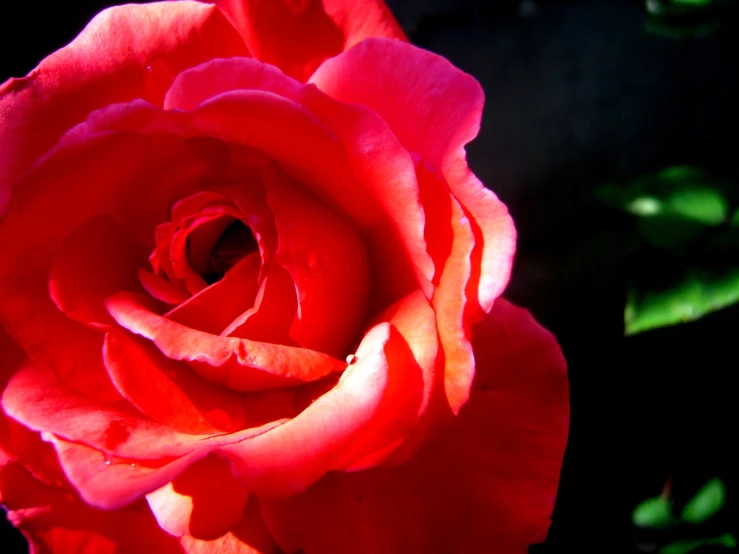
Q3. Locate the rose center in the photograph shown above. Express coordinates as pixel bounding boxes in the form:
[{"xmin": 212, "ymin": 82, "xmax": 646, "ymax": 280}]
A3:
[{"xmin": 195, "ymin": 220, "xmax": 258, "ymax": 284}]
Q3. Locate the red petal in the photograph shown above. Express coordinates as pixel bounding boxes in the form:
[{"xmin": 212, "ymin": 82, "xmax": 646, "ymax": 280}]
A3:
[
  {"xmin": 434, "ymin": 195, "xmax": 477, "ymax": 414},
  {"xmin": 93, "ymin": 69, "xmax": 430, "ymax": 311},
  {"xmin": 106, "ymin": 292, "xmax": 346, "ymax": 391},
  {"xmin": 0, "ymin": 2, "xmax": 246, "ymax": 210},
  {"xmin": 224, "ymin": 263, "xmax": 299, "ymax": 345},
  {"xmin": 138, "ymin": 268, "xmax": 190, "ymax": 305},
  {"xmin": 0, "ymin": 458, "xmax": 184, "ymax": 554},
  {"xmin": 179, "ymin": 496, "xmax": 281, "ymax": 554},
  {"xmin": 165, "ymin": 252, "xmax": 261, "ymax": 335},
  {"xmin": 105, "ymin": 330, "xmax": 234, "ymax": 434},
  {"xmin": 260, "ymin": 299, "xmax": 569, "ymax": 553},
  {"xmin": 49, "ymin": 215, "xmax": 148, "ymax": 326},
  {"xmin": 204, "ymin": 0, "xmax": 404, "ymax": 82},
  {"xmin": 337, "ymin": 290, "xmax": 438, "ymax": 470},
  {"xmin": 310, "ymin": 37, "xmax": 516, "ymax": 312},
  {"xmin": 262, "ymin": 165, "xmax": 370, "ymax": 356},
  {"xmin": 224, "ymin": 320, "xmax": 422, "ymax": 496},
  {"xmin": 0, "ymin": 411, "xmax": 68, "ymax": 491},
  {"xmin": 1, "ymin": 364, "xmax": 285, "ymax": 463},
  {"xmin": 0, "ymin": 324, "xmax": 26, "ymax": 386},
  {"xmin": 146, "ymin": 454, "xmax": 248, "ymax": 540}
]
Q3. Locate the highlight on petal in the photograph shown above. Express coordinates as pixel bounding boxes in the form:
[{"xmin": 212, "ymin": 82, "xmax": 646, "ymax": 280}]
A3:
[
  {"xmin": 204, "ymin": 0, "xmax": 405, "ymax": 81},
  {"xmin": 225, "ymin": 323, "xmax": 397, "ymax": 496},
  {"xmin": 146, "ymin": 454, "xmax": 248, "ymax": 540},
  {"xmin": 0, "ymin": 1, "xmax": 247, "ymax": 212},
  {"xmin": 1, "ymin": 363, "xmax": 286, "ymax": 464},
  {"xmin": 260, "ymin": 299, "xmax": 569, "ymax": 554},
  {"xmin": 106, "ymin": 292, "xmax": 346, "ymax": 391},
  {"xmin": 310, "ymin": 37, "xmax": 516, "ymax": 312}
]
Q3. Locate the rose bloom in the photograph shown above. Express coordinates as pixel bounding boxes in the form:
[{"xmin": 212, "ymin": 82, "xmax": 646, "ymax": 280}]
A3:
[{"xmin": 0, "ymin": 1, "xmax": 569, "ymax": 553}]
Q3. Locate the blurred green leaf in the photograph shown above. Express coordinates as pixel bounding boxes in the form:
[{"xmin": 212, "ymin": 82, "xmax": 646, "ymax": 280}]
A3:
[
  {"xmin": 625, "ymin": 268, "xmax": 739, "ymax": 335},
  {"xmin": 660, "ymin": 533, "xmax": 737, "ymax": 554},
  {"xmin": 680, "ymin": 478, "xmax": 726, "ymax": 524},
  {"xmin": 671, "ymin": 0, "xmax": 713, "ymax": 6},
  {"xmin": 730, "ymin": 208, "xmax": 739, "ymax": 228},
  {"xmin": 637, "ymin": 216, "xmax": 707, "ymax": 251},
  {"xmin": 596, "ymin": 166, "xmax": 728, "ymax": 232},
  {"xmin": 633, "ymin": 496, "xmax": 676, "ymax": 529}
]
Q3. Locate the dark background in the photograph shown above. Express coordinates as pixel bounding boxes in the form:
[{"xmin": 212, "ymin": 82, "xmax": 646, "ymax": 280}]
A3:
[{"xmin": 1, "ymin": 0, "xmax": 737, "ymax": 552}]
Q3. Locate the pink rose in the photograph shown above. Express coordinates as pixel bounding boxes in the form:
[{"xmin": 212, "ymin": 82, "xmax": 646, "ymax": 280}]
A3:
[{"xmin": 0, "ymin": 1, "xmax": 569, "ymax": 552}]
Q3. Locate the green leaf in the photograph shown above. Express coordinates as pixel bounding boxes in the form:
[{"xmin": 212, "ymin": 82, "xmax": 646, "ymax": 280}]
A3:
[
  {"xmin": 680, "ymin": 478, "xmax": 726, "ymax": 524},
  {"xmin": 730, "ymin": 208, "xmax": 739, "ymax": 228},
  {"xmin": 670, "ymin": 0, "xmax": 713, "ymax": 6},
  {"xmin": 660, "ymin": 533, "xmax": 736, "ymax": 554},
  {"xmin": 626, "ymin": 268, "xmax": 739, "ymax": 335},
  {"xmin": 596, "ymin": 167, "xmax": 729, "ymax": 242},
  {"xmin": 633, "ymin": 496, "xmax": 676, "ymax": 529}
]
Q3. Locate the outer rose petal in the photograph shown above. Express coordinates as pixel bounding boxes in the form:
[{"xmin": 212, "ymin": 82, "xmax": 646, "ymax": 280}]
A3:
[
  {"xmin": 0, "ymin": 457, "xmax": 183, "ymax": 554},
  {"xmin": 1, "ymin": 453, "xmax": 279, "ymax": 553},
  {"xmin": 202, "ymin": 0, "xmax": 405, "ymax": 81},
  {"xmin": 260, "ymin": 299, "xmax": 569, "ymax": 554},
  {"xmin": 310, "ymin": 37, "xmax": 517, "ymax": 312},
  {"xmin": 145, "ymin": 454, "xmax": 248, "ymax": 540},
  {"xmin": 0, "ymin": 1, "xmax": 247, "ymax": 214}
]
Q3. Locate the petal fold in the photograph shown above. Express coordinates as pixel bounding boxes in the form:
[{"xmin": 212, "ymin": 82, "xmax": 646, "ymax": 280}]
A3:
[
  {"xmin": 204, "ymin": 0, "xmax": 404, "ymax": 81},
  {"xmin": 260, "ymin": 299, "xmax": 569, "ymax": 554}
]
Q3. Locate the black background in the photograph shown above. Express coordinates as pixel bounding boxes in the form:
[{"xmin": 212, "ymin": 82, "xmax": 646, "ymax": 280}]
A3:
[{"xmin": 1, "ymin": 0, "xmax": 737, "ymax": 552}]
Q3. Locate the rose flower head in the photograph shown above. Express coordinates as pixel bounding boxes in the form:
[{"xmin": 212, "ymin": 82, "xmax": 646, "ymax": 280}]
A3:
[{"xmin": 0, "ymin": 1, "xmax": 569, "ymax": 552}]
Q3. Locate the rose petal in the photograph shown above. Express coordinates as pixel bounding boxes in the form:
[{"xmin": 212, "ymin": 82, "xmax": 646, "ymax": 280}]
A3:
[
  {"xmin": 0, "ymin": 131, "xmax": 227, "ymax": 402},
  {"xmin": 260, "ymin": 299, "xmax": 569, "ymax": 553},
  {"xmin": 49, "ymin": 215, "xmax": 148, "ymax": 326},
  {"xmin": 0, "ymin": 1, "xmax": 247, "ymax": 213},
  {"xmin": 223, "ymin": 263, "xmax": 299, "ymax": 345},
  {"xmin": 0, "ymin": 410, "xmax": 68, "ymax": 491},
  {"xmin": 138, "ymin": 268, "xmax": 190, "ymax": 305},
  {"xmin": 203, "ymin": 0, "xmax": 404, "ymax": 82},
  {"xmin": 165, "ymin": 57, "xmax": 433, "ymax": 306},
  {"xmin": 224, "ymin": 323, "xmax": 396, "ymax": 496},
  {"xmin": 107, "ymin": 292, "xmax": 346, "ymax": 391},
  {"xmin": 104, "ymin": 330, "xmax": 233, "ymax": 433},
  {"xmin": 50, "ymin": 438, "xmax": 212, "ymax": 511},
  {"xmin": 310, "ymin": 37, "xmax": 517, "ymax": 312},
  {"xmin": 262, "ymin": 165, "xmax": 371, "ymax": 356},
  {"xmin": 337, "ymin": 290, "xmax": 439, "ymax": 470},
  {"xmin": 179, "ymin": 496, "xmax": 281, "ymax": 554},
  {"xmin": 165, "ymin": 252, "xmax": 261, "ymax": 335},
  {"xmin": 1, "ymin": 363, "xmax": 286, "ymax": 462},
  {"xmin": 146, "ymin": 454, "xmax": 248, "ymax": 540},
  {"xmin": 434, "ymin": 195, "xmax": 477, "ymax": 414},
  {"xmin": 0, "ymin": 457, "xmax": 183, "ymax": 554},
  {"xmin": 0, "ymin": 324, "xmax": 26, "ymax": 386}
]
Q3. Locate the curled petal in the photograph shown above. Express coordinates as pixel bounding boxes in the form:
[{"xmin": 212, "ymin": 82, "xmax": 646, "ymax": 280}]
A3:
[
  {"xmin": 145, "ymin": 454, "xmax": 248, "ymax": 540},
  {"xmin": 103, "ymin": 329, "xmax": 247, "ymax": 434},
  {"xmin": 1, "ymin": 363, "xmax": 286, "ymax": 462},
  {"xmin": 204, "ymin": 0, "xmax": 405, "ymax": 81},
  {"xmin": 165, "ymin": 252, "xmax": 261, "ymax": 335},
  {"xmin": 260, "ymin": 300, "xmax": 569, "ymax": 554},
  {"xmin": 0, "ymin": 1, "xmax": 247, "ymax": 211},
  {"xmin": 0, "ymin": 457, "xmax": 184, "ymax": 554},
  {"xmin": 310, "ymin": 37, "xmax": 516, "ymax": 312},
  {"xmin": 106, "ymin": 292, "xmax": 346, "ymax": 391}
]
